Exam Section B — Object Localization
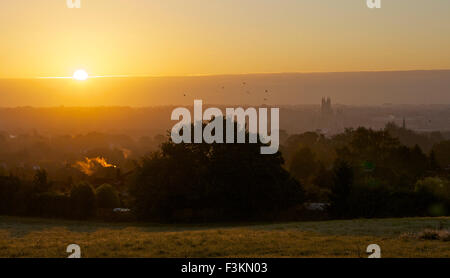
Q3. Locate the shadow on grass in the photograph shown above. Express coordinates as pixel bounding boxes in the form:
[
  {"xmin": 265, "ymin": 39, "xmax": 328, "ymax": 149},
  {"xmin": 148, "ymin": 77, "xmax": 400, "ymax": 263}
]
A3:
[{"xmin": 1, "ymin": 215, "xmax": 449, "ymax": 238}]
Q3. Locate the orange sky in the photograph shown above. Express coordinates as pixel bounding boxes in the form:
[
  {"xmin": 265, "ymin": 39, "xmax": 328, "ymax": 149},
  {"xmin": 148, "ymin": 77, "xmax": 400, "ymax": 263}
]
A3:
[{"xmin": 0, "ymin": 0, "xmax": 449, "ymax": 79}]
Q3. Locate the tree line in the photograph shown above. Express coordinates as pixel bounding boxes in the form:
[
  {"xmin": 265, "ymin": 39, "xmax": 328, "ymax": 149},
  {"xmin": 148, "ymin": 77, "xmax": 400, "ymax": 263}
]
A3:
[{"xmin": 0, "ymin": 122, "xmax": 449, "ymax": 222}]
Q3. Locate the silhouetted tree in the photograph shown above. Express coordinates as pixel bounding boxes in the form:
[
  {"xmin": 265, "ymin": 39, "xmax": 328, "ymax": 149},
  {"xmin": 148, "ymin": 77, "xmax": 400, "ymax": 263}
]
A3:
[
  {"xmin": 70, "ymin": 182, "xmax": 96, "ymax": 219},
  {"xmin": 130, "ymin": 120, "xmax": 305, "ymax": 222},
  {"xmin": 96, "ymin": 184, "xmax": 120, "ymax": 209},
  {"xmin": 33, "ymin": 169, "xmax": 50, "ymax": 193},
  {"xmin": 289, "ymin": 147, "xmax": 319, "ymax": 184},
  {"xmin": 329, "ymin": 160, "xmax": 353, "ymax": 218},
  {"xmin": 432, "ymin": 140, "xmax": 450, "ymax": 169}
]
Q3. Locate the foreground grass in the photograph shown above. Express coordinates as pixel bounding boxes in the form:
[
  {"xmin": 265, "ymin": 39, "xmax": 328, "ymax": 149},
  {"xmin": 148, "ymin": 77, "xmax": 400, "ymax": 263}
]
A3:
[{"xmin": 0, "ymin": 216, "xmax": 449, "ymax": 258}]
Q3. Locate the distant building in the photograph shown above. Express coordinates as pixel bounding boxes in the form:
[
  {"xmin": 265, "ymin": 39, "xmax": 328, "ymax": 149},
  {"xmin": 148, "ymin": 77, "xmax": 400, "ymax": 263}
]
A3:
[{"xmin": 321, "ymin": 97, "xmax": 333, "ymax": 116}]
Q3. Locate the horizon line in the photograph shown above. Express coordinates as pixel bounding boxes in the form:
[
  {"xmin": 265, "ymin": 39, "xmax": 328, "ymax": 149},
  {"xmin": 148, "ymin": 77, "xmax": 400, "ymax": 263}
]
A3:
[
  {"xmin": 1, "ymin": 68, "xmax": 450, "ymax": 80},
  {"xmin": 1, "ymin": 103, "xmax": 450, "ymax": 109}
]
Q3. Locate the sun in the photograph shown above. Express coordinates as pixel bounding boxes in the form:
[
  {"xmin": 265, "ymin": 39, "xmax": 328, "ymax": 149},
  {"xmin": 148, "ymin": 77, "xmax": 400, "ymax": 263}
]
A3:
[{"xmin": 73, "ymin": 69, "xmax": 89, "ymax": 81}]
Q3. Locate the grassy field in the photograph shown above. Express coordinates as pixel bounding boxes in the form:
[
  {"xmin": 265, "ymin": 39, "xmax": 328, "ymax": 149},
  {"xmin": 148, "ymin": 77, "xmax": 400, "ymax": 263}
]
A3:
[{"xmin": 0, "ymin": 216, "xmax": 449, "ymax": 258}]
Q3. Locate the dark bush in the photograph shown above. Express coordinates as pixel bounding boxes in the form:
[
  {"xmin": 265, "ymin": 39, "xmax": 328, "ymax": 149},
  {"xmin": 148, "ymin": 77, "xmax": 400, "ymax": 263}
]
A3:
[
  {"xmin": 328, "ymin": 160, "xmax": 353, "ymax": 218},
  {"xmin": 0, "ymin": 176, "xmax": 22, "ymax": 215},
  {"xmin": 34, "ymin": 192, "xmax": 71, "ymax": 218},
  {"xmin": 70, "ymin": 182, "xmax": 96, "ymax": 219},
  {"xmin": 330, "ymin": 182, "xmax": 447, "ymax": 219},
  {"xmin": 96, "ymin": 184, "xmax": 120, "ymax": 209},
  {"xmin": 0, "ymin": 176, "xmax": 35, "ymax": 216},
  {"xmin": 33, "ymin": 169, "xmax": 51, "ymax": 193}
]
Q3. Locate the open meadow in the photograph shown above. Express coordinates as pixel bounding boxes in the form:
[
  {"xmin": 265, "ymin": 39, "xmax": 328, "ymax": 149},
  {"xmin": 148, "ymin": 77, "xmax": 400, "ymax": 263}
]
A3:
[{"xmin": 0, "ymin": 216, "xmax": 448, "ymax": 258}]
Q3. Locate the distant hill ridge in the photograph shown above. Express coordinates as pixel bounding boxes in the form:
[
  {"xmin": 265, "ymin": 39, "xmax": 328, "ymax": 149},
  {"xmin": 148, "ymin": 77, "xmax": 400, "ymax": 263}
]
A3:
[{"xmin": 1, "ymin": 70, "xmax": 450, "ymax": 106}]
